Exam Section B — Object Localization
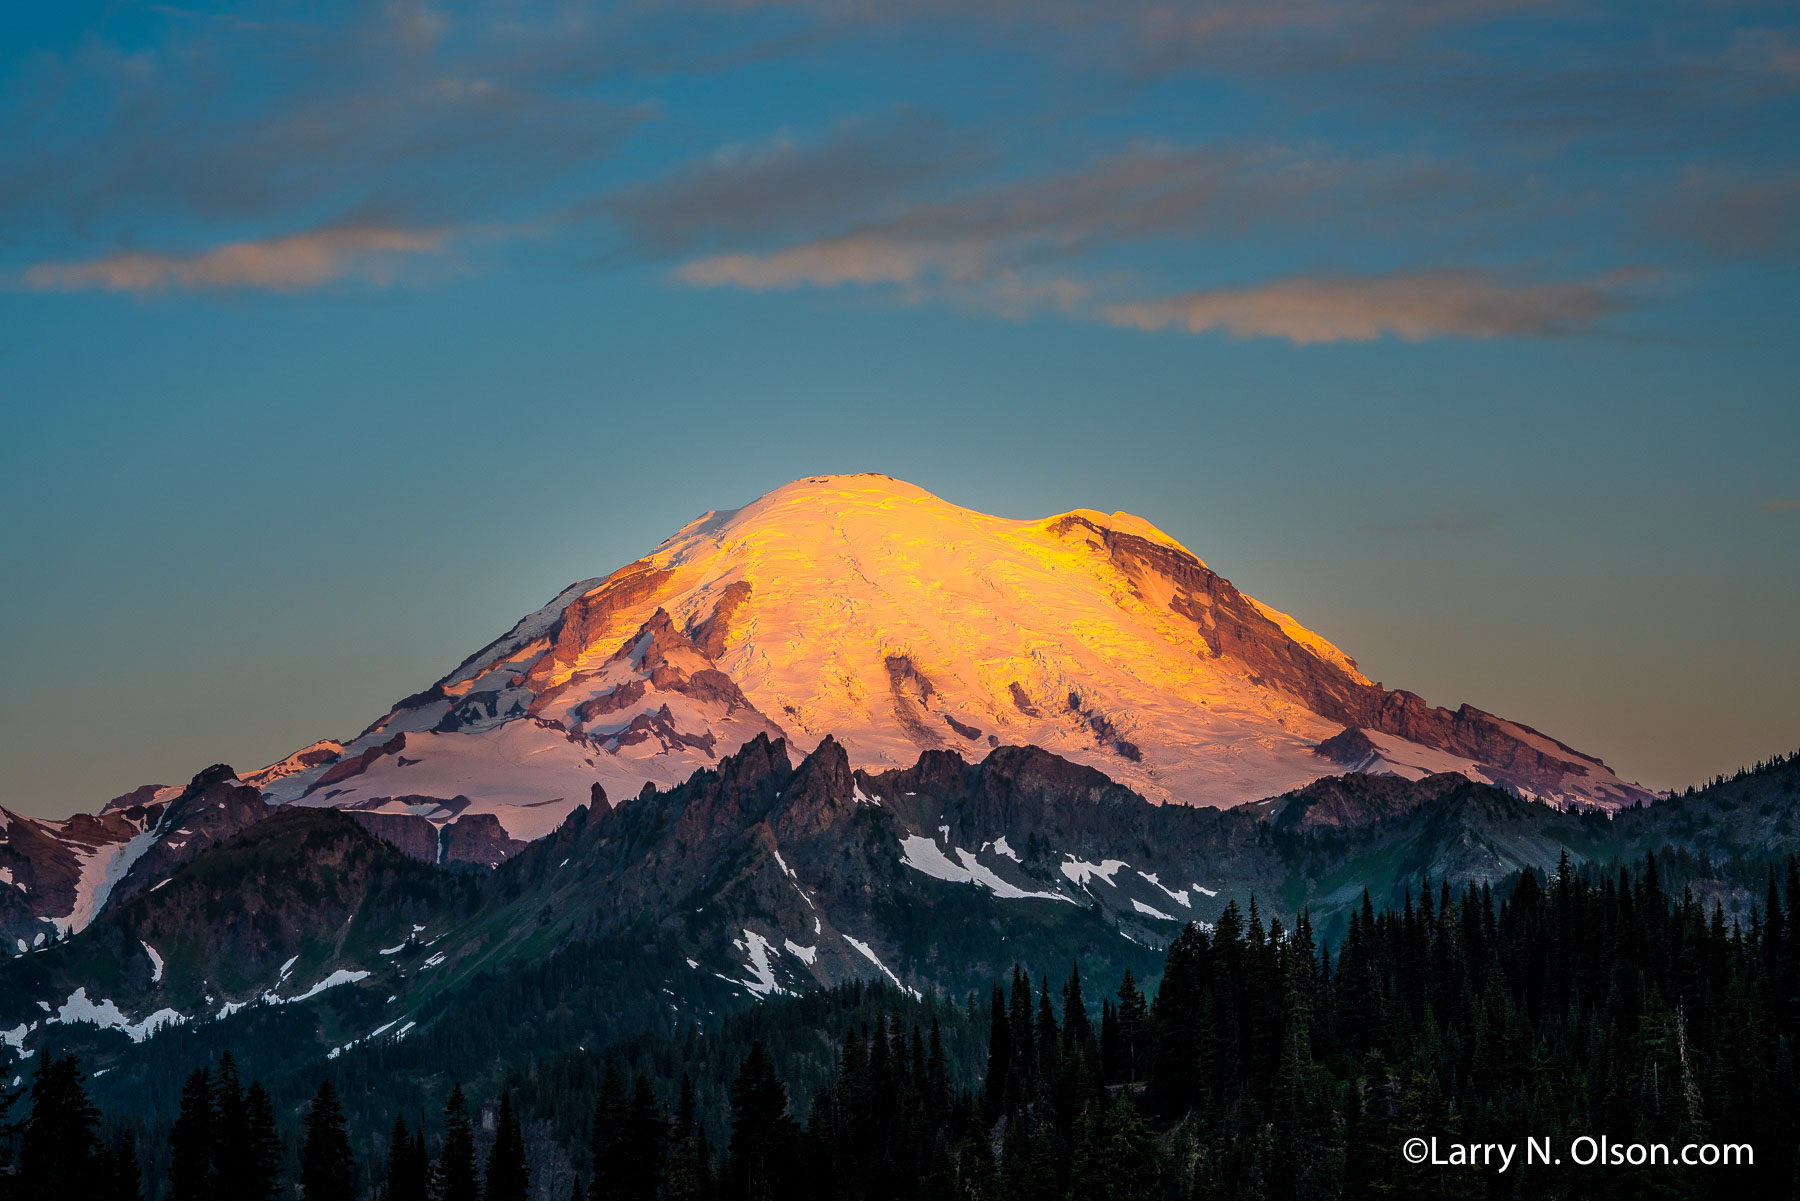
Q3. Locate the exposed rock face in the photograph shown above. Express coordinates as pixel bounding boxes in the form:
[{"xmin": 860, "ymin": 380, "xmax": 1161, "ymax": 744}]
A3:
[
  {"xmin": 0, "ymin": 765, "xmax": 270, "ymax": 946},
  {"xmin": 0, "ymin": 807, "xmax": 150, "ymax": 944},
  {"xmin": 489, "ymin": 734, "xmax": 1636, "ymax": 1004},
  {"xmin": 100, "ymin": 784, "xmax": 172, "ymax": 814},
  {"xmin": 108, "ymin": 766, "xmax": 271, "ymax": 906},
  {"xmin": 311, "ymin": 734, "xmax": 408, "ymax": 793},
  {"xmin": 524, "ymin": 560, "xmax": 677, "ymax": 691},
  {"xmin": 1247, "ymin": 771, "xmax": 1474, "ymax": 831},
  {"xmin": 686, "ymin": 580, "xmax": 752, "ymax": 660},
  {"xmin": 440, "ymin": 813, "xmax": 528, "ymax": 869},
  {"xmin": 347, "ymin": 812, "xmax": 441, "ymax": 864},
  {"xmin": 238, "ymin": 740, "xmax": 343, "ymax": 791}
]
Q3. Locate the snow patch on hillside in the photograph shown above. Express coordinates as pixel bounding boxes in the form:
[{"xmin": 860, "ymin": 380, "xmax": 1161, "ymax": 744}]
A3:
[
  {"xmin": 1060, "ymin": 856, "xmax": 1128, "ymax": 888},
  {"xmin": 898, "ymin": 835, "xmax": 1071, "ymax": 902},
  {"xmin": 722, "ymin": 930, "xmax": 786, "ymax": 997},
  {"xmin": 50, "ymin": 824, "xmax": 158, "ymax": 936},
  {"xmin": 53, "ymin": 988, "xmax": 185, "ymax": 1043}
]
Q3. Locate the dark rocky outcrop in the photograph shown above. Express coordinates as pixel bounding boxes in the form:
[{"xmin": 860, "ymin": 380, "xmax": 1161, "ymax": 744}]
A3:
[
  {"xmin": 441, "ymin": 813, "xmax": 528, "ymax": 869},
  {"xmin": 348, "ymin": 812, "xmax": 441, "ymax": 863},
  {"xmin": 686, "ymin": 579, "xmax": 752, "ymax": 659}
]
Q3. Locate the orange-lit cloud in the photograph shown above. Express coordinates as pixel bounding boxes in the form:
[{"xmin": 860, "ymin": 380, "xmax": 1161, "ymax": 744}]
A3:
[
  {"xmin": 25, "ymin": 226, "xmax": 449, "ymax": 293},
  {"xmin": 1761, "ymin": 499, "xmax": 1800, "ymax": 514},
  {"xmin": 680, "ymin": 235, "xmax": 966, "ymax": 290},
  {"xmin": 1104, "ymin": 271, "xmax": 1629, "ymax": 343}
]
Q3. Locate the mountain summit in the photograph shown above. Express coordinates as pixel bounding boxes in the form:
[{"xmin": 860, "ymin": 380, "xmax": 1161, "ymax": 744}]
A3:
[{"xmin": 254, "ymin": 474, "xmax": 1647, "ymax": 838}]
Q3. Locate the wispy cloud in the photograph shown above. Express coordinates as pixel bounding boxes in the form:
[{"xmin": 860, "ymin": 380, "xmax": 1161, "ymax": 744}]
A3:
[
  {"xmin": 681, "ymin": 236, "xmax": 943, "ymax": 290},
  {"xmin": 667, "ymin": 142, "xmax": 1503, "ymax": 300},
  {"xmin": 1658, "ymin": 169, "xmax": 1800, "ymax": 260},
  {"xmin": 25, "ymin": 226, "xmax": 450, "ymax": 293},
  {"xmin": 1104, "ymin": 271, "xmax": 1632, "ymax": 343},
  {"xmin": 0, "ymin": 2, "xmax": 638, "ymax": 262},
  {"xmin": 1760, "ymin": 498, "xmax": 1800, "ymax": 514},
  {"xmin": 608, "ymin": 112, "xmax": 971, "ymax": 254}
]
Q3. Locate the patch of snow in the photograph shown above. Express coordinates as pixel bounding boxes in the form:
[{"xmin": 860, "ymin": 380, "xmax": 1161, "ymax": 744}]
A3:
[
  {"xmin": 719, "ymin": 930, "xmax": 785, "ymax": 997},
  {"xmin": 379, "ymin": 941, "xmax": 408, "ymax": 956},
  {"xmin": 141, "ymin": 941, "xmax": 164, "ymax": 983},
  {"xmin": 1131, "ymin": 898, "xmax": 1178, "ymax": 922},
  {"xmin": 898, "ymin": 836, "xmax": 1070, "ymax": 903},
  {"xmin": 150, "ymin": 878, "xmax": 173, "ymax": 892},
  {"xmin": 843, "ymin": 935, "xmax": 920, "ymax": 998},
  {"xmin": 1137, "ymin": 871, "xmax": 1190, "ymax": 908},
  {"xmin": 420, "ymin": 953, "xmax": 447, "ymax": 970},
  {"xmin": 1060, "ymin": 856, "xmax": 1128, "ymax": 888},
  {"xmin": 784, "ymin": 939, "xmax": 817, "ymax": 964},
  {"xmin": 1193, "ymin": 884, "xmax": 1219, "ymax": 898},
  {"xmin": 991, "ymin": 835, "xmax": 1019, "ymax": 861},
  {"xmin": 53, "ymin": 988, "xmax": 185, "ymax": 1043},
  {"xmin": 52, "ymin": 824, "xmax": 159, "ymax": 936},
  {"xmin": 898, "ymin": 835, "xmax": 967, "ymax": 883},
  {"xmin": 952, "ymin": 849, "xmax": 1072, "ymax": 903},
  {"xmin": 270, "ymin": 969, "xmax": 371, "ymax": 1004}
]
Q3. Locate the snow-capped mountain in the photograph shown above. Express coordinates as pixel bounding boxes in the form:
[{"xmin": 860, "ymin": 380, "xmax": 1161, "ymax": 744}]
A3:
[{"xmin": 251, "ymin": 473, "xmax": 1649, "ymax": 843}]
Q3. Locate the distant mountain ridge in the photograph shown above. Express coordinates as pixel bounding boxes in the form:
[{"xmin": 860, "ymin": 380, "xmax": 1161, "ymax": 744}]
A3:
[
  {"xmin": 0, "ymin": 473, "xmax": 1656, "ymax": 943},
  {"xmin": 3, "ymin": 739, "xmax": 1789, "ymax": 1083}
]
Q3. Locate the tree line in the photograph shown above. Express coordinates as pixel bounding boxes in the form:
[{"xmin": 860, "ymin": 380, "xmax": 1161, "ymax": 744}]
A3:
[{"xmin": 5, "ymin": 851, "xmax": 1796, "ymax": 1199}]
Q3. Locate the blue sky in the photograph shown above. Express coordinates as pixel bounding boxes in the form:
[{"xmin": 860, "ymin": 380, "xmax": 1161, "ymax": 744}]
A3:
[{"xmin": 2, "ymin": 0, "xmax": 1796, "ymax": 815}]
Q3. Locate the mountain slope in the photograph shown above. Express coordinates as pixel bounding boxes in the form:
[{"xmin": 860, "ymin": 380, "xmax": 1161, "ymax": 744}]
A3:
[
  {"xmin": 253, "ymin": 474, "xmax": 1647, "ymax": 842},
  {"xmin": 3, "ymin": 738, "xmax": 1634, "ymax": 1070}
]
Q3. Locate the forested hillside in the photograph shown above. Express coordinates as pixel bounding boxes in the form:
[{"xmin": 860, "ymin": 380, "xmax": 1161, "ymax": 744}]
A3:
[{"xmin": 8, "ymin": 848, "xmax": 1794, "ymax": 1199}]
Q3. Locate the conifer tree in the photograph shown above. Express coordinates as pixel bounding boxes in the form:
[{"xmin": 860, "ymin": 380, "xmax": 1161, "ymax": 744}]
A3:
[
  {"xmin": 589, "ymin": 1066, "xmax": 628, "ymax": 1201},
  {"xmin": 168, "ymin": 1066, "xmax": 217, "ymax": 1201},
  {"xmin": 623, "ymin": 1074, "xmax": 666, "ymax": 1201},
  {"xmin": 725, "ymin": 1041, "xmax": 797, "ymax": 1201},
  {"xmin": 386, "ymin": 1113, "xmax": 429, "ymax": 1201},
  {"xmin": 241, "ymin": 1081, "xmax": 284, "ymax": 1201},
  {"xmin": 436, "ymin": 1085, "xmax": 481, "ymax": 1201},
  {"xmin": 106, "ymin": 1130, "xmax": 145, "ymax": 1201},
  {"xmin": 484, "ymin": 1092, "xmax": 530, "ymax": 1201},
  {"xmin": 18, "ymin": 1055, "xmax": 102, "ymax": 1198},
  {"xmin": 665, "ymin": 1075, "xmax": 710, "ymax": 1201},
  {"xmin": 213, "ymin": 1054, "xmax": 252, "ymax": 1201},
  {"xmin": 1112, "ymin": 969, "xmax": 1148, "ymax": 1085},
  {"xmin": 983, "ymin": 981, "xmax": 1010, "ymax": 1124},
  {"xmin": 300, "ymin": 1080, "xmax": 355, "ymax": 1201},
  {"xmin": 1068, "ymin": 1095, "xmax": 1162, "ymax": 1201}
]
